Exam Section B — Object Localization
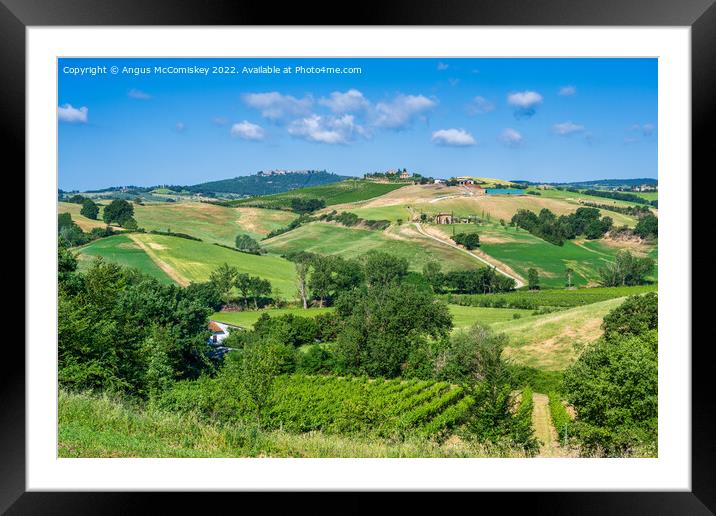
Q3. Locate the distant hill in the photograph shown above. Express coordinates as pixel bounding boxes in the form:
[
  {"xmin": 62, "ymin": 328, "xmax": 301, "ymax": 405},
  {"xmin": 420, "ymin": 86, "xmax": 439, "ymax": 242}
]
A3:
[
  {"xmin": 513, "ymin": 178, "xmax": 657, "ymax": 189},
  {"xmin": 187, "ymin": 170, "xmax": 351, "ymax": 197}
]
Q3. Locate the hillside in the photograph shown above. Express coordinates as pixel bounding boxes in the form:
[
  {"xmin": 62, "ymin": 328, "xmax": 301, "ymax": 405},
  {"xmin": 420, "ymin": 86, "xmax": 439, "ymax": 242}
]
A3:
[
  {"xmin": 228, "ymin": 180, "xmax": 407, "ymax": 210},
  {"xmin": 188, "ymin": 170, "xmax": 350, "ymax": 196}
]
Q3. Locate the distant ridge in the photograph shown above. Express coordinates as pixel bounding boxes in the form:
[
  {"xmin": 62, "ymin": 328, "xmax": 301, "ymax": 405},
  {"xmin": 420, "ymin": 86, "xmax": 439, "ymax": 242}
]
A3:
[
  {"xmin": 512, "ymin": 178, "xmax": 657, "ymax": 188},
  {"xmin": 188, "ymin": 170, "xmax": 351, "ymax": 196}
]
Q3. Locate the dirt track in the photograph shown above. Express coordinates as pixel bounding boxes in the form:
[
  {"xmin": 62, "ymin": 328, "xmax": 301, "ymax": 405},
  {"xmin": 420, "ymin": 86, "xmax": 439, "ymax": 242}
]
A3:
[{"xmin": 413, "ymin": 223, "xmax": 526, "ymax": 288}]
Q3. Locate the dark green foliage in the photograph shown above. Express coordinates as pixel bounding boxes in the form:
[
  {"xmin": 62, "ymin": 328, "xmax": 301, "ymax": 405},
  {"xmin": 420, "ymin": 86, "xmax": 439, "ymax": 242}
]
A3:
[
  {"xmin": 103, "ymin": 199, "xmax": 135, "ymax": 226},
  {"xmin": 68, "ymin": 194, "xmax": 87, "ymax": 204},
  {"xmin": 149, "ymin": 229, "xmax": 202, "ymax": 241},
  {"xmin": 583, "ymin": 189, "xmax": 652, "ymax": 205},
  {"xmin": 80, "ymin": 198, "xmax": 99, "ymax": 219},
  {"xmin": 296, "ymin": 345, "xmax": 335, "ymax": 374},
  {"xmin": 290, "ymin": 197, "xmax": 326, "ymax": 214},
  {"xmin": 511, "ymin": 206, "xmax": 613, "ymax": 245},
  {"xmin": 235, "ymin": 234, "xmax": 261, "ymax": 254},
  {"xmin": 253, "ymin": 313, "xmax": 319, "ymax": 348},
  {"xmin": 189, "ymin": 170, "xmax": 345, "ymax": 197},
  {"xmin": 58, "ymin": 259, "xmax": 216, "ymax": 398},
  {"xmin": 334, "ymin": 281, "xmax": 452, "ymax": 377},
  {"xmin": 601, "ymin": 292, "xmax": 658, "ymax": 340},
  {"xmin": 453, "ymin": 232, "xmax": 480, "ymax": 250},
  {"xmin": 508, "ymin": 365, "xmax": 564, "ymax": 394},
  {"xmin": 264, "ymin": 214, "xmax": 313, "ymax": 239},
  {"xmin": 598, "ymin": 250, "xmax": 654, "ymax": 286},
  {"xmin": 634, "ymin": 213, "xmax": 658, "ymax": 239},
  {"xmin": 361, "ymin": 251, "xmax": 409, "ymax": 287},
  {"xmin": 549, "ymin": 393, "xmax": 571, "ymax": 442},
  {"xmin": 442, "ymin": 268, "xmax": 515, "ymax": 294},
  {"xmin": 563, "ymin": 295, "xmax": 658, "ymax": 456},
  {"xmin": 527, "ymin": 268, "xmax": 540, "ymax": 290}
]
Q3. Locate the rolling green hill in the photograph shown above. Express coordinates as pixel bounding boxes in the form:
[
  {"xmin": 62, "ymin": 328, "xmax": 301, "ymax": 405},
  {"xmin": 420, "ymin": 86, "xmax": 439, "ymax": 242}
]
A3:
[
  {"xmin": 228, "ymin": 180, "xmax": 408, "ymax": 210},
  {"xmin": 77, "ymin": 233, "xmax": 298, "ymax": 298},
  {"xmin": 263, "ymin": 222, "xmax": 483, "ymax": 272}
]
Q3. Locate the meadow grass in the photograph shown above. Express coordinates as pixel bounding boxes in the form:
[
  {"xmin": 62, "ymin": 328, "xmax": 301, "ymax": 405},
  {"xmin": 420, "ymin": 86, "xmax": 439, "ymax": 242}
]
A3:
[
  {"xmin": 433, "ymin": 222, "xmax": 633, "ymax": 288},
  {"xmin": 493, "ymin": 297, "xmax": 625, "ymax": 371},
  {"xmin": 211, "ymin": 307, "xmax": 334, "ymax": 327},
  {"xmin": 133, "ymin": 202, "xmax": 296, "ymax": 245},
  {"xmin": 77, "ymin": 234, "xmax": 173, "ymax": 284},
  {"xmin": 263, "ymin": 222, "xmax": 482, "ymax": 272},
  {"xmin": 58, "ymin": 202, "xmax": 108, "ymax": 232},
  {"xmin": 128, "ymin": 233, "xmax": 297, "ymax": 297},
  {"xmin": 59, "ymin": 390, "xmax": 525, "ymax": 458},
  {"xmin": 342, "ymin": 205, "xmax": 412, "ymax": 222}
]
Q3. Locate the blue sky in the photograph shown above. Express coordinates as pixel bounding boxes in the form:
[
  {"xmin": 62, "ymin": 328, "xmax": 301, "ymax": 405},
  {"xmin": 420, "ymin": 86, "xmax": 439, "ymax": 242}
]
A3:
[{"xmin": 58, "ymin": 58, "xmax": 657, "ymax": 191}]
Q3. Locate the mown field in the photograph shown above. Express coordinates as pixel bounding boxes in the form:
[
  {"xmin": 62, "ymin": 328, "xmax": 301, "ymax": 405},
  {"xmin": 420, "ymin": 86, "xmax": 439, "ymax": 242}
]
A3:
[
  {"xmin": 494, "ymin": 297, "xmax": 625, "ymax": 371},
  {"xmin": 133, "ymin": 202, "xmax": 297, "ymax": 244},
  {"xmin": 58, "ymin": 202, "xmax": 109, "ymax": 231},
  {"xmin": 77, "ymin": 233, "xmax": 298, "ymax": 297},
  {"xmin": 77, "ymin": 234, "xmax": 173, "ymax": 284},
  {"xmin": 263, "ymin": 222, "xmax": 483, "ymax": 272},
  {"xmin": 231, "ymin": 180, "xmax": 408, "ymax": 210}
]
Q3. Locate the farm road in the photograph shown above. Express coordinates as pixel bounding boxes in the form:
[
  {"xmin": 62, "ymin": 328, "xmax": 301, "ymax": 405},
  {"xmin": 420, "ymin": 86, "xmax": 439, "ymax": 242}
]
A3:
[{"xmin": 413, "ymin": 223, "xmax": 526, "ymax": 288}]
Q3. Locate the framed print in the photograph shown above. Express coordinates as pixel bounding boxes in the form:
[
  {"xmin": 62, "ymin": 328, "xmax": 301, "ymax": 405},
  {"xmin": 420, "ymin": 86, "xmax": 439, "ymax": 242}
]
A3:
[{"xmin": 5, "ymin": 0, "xmax": 714, "ymax": 512}]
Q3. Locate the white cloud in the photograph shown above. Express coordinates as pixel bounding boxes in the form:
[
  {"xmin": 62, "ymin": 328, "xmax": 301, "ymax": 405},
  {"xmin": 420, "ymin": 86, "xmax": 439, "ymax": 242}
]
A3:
[
  {"xmin": 318, "ymin": 89, "xmax": 369, "ymax": 114},
  {"xmin": 431, "ymin": 128, "xmax": 476, "ymax": 147},
  {"xmin": 230, "ymin": 120, "xmax": 266, "ymax": 141},
  {"xmin": 372, "ymin": 94, "xmax": 437, "ymax": 130},
  {"xmin": 507, "ymin": 91, "xmax": 543, "ymax": 108},
  {"xmin": 507, "ymin": 91, "xmax": 543, "ymax": 118},
  {"xmin": 288, "ymin": 114, "xmax": 365, "ymax": 144},
  {"xmin": 558, "ymin": 85, "xmax": 577, "ymax": 96},
  {"xmin": 553, "ymin": 121, "xmax": 585, "ymax": 135},
  {"xmin": 58, "ymin": 104, "xmax": 88, "ymax": 123},
  {"xmin": 467, "ymin": 96, "xmax": 495, "ymax": 115},
  {"xmin": 500, "ymin": 128, "xmax": 523, "ymax": 146},
  {"xmin": 128, "ymin": 88, "xmax": 151, "ymax": 100},
  {"xmin": 242, "ymin": 92, "xmax": 313, "ymax": 121},
  {"xmin": 437, "ymin": 62, "xmax": 449, "ymax": 71}
]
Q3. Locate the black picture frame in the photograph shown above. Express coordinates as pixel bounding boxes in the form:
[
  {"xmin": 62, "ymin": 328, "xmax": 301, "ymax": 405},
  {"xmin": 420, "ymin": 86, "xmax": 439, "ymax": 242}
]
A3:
[{"xmin": 5, "ymin": 0, "xmax": 712, "ymax": 512}]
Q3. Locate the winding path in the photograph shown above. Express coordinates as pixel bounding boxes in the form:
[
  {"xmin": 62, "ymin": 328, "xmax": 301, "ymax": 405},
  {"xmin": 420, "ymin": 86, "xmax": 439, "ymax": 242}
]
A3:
[{"xmin": 412, "ymin": 223, "xmax": 526, "ymax": 288}]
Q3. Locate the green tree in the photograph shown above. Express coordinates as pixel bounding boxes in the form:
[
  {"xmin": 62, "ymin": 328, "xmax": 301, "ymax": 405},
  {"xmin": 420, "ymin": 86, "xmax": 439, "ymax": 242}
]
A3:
[
  {"xmin": 248, "ymin": 276, "xmax": 272, "ymax": 309},
  {"xmin": 527, "ymin": 268, "xmax": 540, "ymax": 290},
  {"xmin": 422, "ymin": 260, "xmax": 443, "ymax": 292},
  {"xmin": 361, "ymin": 251, "xmax": 408, "ymax": 288},
  {"xmin": 601, "ymin": 292, "xmax": 658, "ymax": 340},
  {"xmin": 235, "ymin": 340, "xmax": 284, "ymax": 427},
  {"xmin": 235, "ymin": 234, "xmax": 261, "ymax": 254},
  {"xmin": 209, "ymin": 263, "xmax": 238, "ymax": 306},
  {"xmin": 634, "ymin": 213, "xmax": 658, "ymax": 239},
  {"xmin": 234, "ymin": 272, "xmax": 253, "ymax": 308},
  {"xmin": 285, "ymin": 251, "xmax": 315, "ymax": 309},
  {"xmin": 80, "ymin": 198, "xmax": 99, "ymax": 220},
  {"xmin": 334, "ymin": 282, "xmax": 452, "ymax": 377},
  {"xmin": 103, "ymin": 199, "xmax": 135, "ymax": 226},
  {"xmin": 598, "ymin": 250, "xmax": 654, "ymax": 287}
]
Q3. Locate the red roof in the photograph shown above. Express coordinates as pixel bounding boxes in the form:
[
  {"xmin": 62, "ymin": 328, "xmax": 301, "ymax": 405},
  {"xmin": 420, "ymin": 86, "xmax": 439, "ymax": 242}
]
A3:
[{"xmin": 208, "ymin": 321, "xmax": 225, "ymax": 333}]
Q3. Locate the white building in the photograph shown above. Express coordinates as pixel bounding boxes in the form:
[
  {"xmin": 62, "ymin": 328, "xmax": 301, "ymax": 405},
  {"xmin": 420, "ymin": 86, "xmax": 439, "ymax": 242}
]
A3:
[{"xmin": 208, "ymin": 320, "xmax": 230, "ymax": 345}]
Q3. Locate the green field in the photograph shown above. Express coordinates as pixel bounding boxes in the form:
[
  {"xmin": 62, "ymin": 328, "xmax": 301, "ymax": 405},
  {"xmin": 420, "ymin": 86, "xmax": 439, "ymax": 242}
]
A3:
[
  {"xmin": 494, "ymin": 297, "xmax": 625, "ymax": 371},
  {"xmin": 77, "ymin": 234, "xmax": 173, "ymax": 283},
  {"xmin": 343, "ymin": 205, "xmax": 412, "ymax": 222},
  {"xmin": 529, "ymin": 188, "xmax": 656, "ymax": 209},
  {"xmin": 133, "ymin": 202, "xmax": 297, "ymax": 245},
  {"xmin": 211, "ymin": 304, "xmax": 534, "ymax": 330},
  {"xmin": 443, "ymin": 284, "xmax": 657, "ymax": 309},
  {"xmin": 263, "ymin": 222, "xmax": 483, "ymax": 272},
  {"xmin": 433, "ymin": 222, "xmax": 651, "ymax": 288},
  {"xmin": 448, "ymin": 304, "xmax": 535, "ymax": 328},
  {"xmin": 78, "ymin": 233, "xmax": 298, "ymax": 297},
  {"xmin": 211, "ymin": 307, "xmax": 334, "ymax": 327},
  {"xmin": 232, "ymin": 180, "xmax": 408, "ymax": 210}
]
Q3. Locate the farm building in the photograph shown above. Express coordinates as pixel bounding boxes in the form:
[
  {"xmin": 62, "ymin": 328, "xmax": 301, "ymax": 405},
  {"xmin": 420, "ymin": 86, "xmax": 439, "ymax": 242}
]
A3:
[
  {"xmin": 208, "ymin": 320, "xmax": 230, "ymax": 345},
  {"xmin": 400, "ymin": 170, "xmax": 410, "ymax": 179},
  {"xmin": 455, "ymin": 176, "xmax": 475, "ymax": 186},
  {"xmin": 433, "ymin": 179, "xmax": 446, "ymax": 184},
  {"xmin": 434, "ymin": 213, "xmax": 454, "ymax": 224}
]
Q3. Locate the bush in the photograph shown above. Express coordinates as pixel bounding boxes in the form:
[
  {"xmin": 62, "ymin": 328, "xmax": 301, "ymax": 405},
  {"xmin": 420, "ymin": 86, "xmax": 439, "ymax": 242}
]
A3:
[
  {"xmin": 453, "ymin": 232, "xmax": 480, "ymax": 250},
  {"xmin": 548, "ymin": 392, "xmax": 571, "ymax": 443}
]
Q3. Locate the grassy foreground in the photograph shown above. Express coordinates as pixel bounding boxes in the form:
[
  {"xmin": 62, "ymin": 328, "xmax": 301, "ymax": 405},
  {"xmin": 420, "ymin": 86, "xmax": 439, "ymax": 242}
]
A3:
[{"xmin": 59, "ymin": 390, "xmax": 525, "ymax": 458}]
